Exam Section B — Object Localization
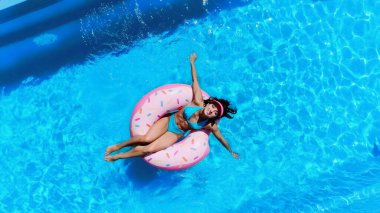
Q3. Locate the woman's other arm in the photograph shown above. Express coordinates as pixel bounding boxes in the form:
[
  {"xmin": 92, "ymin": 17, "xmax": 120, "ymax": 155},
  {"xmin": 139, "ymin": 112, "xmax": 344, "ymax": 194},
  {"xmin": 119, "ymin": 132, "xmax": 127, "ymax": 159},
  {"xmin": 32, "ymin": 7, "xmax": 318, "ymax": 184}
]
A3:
[{"xmin": 209, "ymin": 124, "xmax": 240, "ymax": 159}]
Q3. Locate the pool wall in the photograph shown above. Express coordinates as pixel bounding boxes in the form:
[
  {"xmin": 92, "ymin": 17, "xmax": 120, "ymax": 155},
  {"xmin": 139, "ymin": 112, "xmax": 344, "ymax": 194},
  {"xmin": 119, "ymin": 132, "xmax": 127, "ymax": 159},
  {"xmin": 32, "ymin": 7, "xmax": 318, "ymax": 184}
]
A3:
[{"xmin": 0, "ymin": 0, "xmax": 251, "ymax": 86}]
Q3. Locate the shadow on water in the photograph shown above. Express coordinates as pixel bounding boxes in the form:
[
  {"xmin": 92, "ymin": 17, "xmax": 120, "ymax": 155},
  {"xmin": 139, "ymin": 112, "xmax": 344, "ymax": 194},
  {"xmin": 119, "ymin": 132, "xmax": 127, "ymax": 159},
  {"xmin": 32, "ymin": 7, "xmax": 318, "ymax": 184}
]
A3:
[
  {"xmin": 122, "ymin": 158, "xmax": 185, "ymax": 190},
  {"xmin": 0, "ymin": 0, "xmax": 252, "ymax": 89},
  {"xmin": 123, "ymin": 158, "xmax": 159, "ymax": 188}
]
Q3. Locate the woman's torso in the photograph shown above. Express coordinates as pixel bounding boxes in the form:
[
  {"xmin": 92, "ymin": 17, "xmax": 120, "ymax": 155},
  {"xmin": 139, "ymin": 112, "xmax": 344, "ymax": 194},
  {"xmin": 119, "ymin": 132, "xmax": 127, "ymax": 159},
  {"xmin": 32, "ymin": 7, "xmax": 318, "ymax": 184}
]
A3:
[{"xmin": 174, "ymin": 105, "xmax": 208, "ymax": 132}]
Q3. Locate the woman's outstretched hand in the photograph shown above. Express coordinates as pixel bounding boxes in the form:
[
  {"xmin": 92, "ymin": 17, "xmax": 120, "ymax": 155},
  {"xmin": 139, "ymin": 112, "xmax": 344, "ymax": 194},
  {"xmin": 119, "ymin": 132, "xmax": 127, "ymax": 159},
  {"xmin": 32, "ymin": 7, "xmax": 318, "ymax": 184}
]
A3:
[
  {"xmin": 190, "ymin": 53, "xmax": 197, "ymax": 64},
  {"xmin": 231, "ymin": 151, "xmax": 240, "ymax": 160}
]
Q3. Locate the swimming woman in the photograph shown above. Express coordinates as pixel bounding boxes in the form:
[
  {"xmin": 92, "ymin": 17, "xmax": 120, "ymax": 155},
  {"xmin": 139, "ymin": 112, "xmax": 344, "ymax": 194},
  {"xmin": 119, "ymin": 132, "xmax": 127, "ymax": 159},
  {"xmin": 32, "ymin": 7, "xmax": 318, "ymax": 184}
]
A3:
[{"xmin": 104, "ymin": 53, "xmax": 239, "ymax": 162}]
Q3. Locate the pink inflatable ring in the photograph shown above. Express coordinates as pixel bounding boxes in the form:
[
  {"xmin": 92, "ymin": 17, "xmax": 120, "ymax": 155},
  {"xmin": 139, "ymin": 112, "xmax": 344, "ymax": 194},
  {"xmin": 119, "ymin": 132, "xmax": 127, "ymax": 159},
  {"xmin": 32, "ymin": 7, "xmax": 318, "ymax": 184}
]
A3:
[{"xmin": 130, "ymin": 84, "xmax": 211, "ymax": 170}]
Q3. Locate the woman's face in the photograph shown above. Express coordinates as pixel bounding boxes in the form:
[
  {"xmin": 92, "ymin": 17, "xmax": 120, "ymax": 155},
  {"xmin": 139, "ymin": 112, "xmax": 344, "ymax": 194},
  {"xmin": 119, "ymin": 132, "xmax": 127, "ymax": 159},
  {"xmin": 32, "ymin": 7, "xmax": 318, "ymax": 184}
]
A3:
[{"xmin": 203, "ymin": 103, "xmax": 219, "ymax": 118}]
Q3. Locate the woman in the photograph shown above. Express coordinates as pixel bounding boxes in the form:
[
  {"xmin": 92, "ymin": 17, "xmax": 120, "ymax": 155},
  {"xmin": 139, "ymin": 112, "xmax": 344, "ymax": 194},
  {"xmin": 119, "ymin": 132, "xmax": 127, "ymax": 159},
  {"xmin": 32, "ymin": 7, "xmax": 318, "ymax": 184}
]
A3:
[{"xmin": 104, "ymin": 53, "xmax": 239, "ymax": 162}]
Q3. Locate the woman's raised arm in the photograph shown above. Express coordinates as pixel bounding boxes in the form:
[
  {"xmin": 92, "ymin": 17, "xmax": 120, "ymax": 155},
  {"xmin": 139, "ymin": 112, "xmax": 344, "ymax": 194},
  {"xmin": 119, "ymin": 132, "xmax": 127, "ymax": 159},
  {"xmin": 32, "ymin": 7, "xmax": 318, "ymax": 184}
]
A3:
[
  {"xmin": 190, "ymin": 53, "xmax": 204, "ymax": 106},
  {"xmin": 208, "ymin": 124, "xmax": 240, "ymax": 159}
]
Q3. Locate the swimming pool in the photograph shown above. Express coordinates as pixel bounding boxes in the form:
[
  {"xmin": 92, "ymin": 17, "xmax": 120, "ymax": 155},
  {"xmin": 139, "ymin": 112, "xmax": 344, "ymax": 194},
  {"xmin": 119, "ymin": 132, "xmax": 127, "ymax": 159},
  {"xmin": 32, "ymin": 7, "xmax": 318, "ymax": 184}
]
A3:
[{"xmin": 1, "ymin": 0, "xmax": 379, "ymax": 212}]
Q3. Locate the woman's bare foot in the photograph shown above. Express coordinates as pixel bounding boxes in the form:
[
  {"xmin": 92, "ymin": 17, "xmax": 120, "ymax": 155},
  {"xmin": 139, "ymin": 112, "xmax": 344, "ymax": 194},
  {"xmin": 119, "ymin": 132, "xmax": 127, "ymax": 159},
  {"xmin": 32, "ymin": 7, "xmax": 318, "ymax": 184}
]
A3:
[
  {"xmin": 105, "ymin": 145, "xmax": 120, "ymax": 156},
  {"xmin": 104, "ymin": 155, "xmax": 118, "ymax": 162}
]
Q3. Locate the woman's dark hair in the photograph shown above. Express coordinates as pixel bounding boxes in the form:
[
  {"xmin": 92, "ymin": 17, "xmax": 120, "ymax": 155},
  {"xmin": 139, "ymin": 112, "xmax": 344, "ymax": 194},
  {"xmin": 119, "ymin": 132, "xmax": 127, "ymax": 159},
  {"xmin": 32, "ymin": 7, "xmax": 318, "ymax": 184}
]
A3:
[{"xmin": 204, "ymin": 97, "xmax": 237, "ymax": 125}]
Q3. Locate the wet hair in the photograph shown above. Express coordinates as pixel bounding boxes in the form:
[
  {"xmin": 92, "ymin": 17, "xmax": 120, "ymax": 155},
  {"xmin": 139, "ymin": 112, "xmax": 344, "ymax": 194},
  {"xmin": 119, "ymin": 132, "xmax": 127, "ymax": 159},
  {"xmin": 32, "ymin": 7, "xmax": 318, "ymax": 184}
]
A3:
[{"xmin": 204, "ymin": 97, "xmax": 237, "ymax": 125}]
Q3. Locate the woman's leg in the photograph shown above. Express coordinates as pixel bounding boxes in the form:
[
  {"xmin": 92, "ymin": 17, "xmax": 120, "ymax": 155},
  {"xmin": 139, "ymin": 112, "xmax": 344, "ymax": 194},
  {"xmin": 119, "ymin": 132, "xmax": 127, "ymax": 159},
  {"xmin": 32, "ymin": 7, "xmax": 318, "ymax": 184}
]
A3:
[
  {"xmin": 104, "ymin": 131, "xmax": 182, "ymax": 162},
  {"xmin": 105, "ymin": 116, "xmax": 170, "ymax": 155}
]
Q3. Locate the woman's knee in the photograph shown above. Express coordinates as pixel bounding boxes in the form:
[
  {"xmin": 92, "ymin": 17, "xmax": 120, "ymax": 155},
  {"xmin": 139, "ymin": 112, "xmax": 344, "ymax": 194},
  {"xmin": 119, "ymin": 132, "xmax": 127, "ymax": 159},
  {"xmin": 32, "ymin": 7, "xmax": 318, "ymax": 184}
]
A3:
[
  {"xmin": 142, "ymin": 134, "xmax": 158, "ymax": 143},
  {"xmin": 134, "ymin": 135, "xmax": 150, "ymax": 143}
]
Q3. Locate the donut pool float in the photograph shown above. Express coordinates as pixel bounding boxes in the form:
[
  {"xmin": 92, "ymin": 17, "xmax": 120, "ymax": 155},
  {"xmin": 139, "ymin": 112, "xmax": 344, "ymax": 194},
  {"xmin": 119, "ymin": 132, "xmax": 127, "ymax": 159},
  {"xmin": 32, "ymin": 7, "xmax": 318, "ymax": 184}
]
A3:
[{"xmin": 130, "ymin": 84, "xmax": 211, "ymax": 170}]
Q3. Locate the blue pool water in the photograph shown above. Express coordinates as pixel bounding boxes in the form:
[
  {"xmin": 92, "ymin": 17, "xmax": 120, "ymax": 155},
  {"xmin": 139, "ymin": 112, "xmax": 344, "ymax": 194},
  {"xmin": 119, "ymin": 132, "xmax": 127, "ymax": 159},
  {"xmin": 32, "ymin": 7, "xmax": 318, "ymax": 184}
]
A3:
[{"xmin": 1, "ymin": 0, "xmax": 380, "ymax": 212}]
